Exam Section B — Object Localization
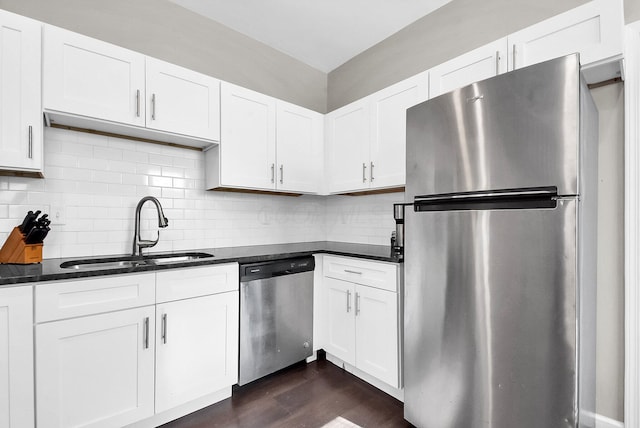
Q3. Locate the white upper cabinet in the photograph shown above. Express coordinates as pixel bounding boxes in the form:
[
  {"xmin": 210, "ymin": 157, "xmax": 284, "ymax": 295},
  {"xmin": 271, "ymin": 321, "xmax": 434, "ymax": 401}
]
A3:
[
  {"xmin": 0, "ymin": 10, "xmax": 42, "ymax": 174},
  {"xmin": 207, "ymin": 81, "xmax": 323, "ymax": 194},
  {"xmin": 429, "ymin": 39, "xmax": 508, "ymax": 98},
  {"xmin": 326, "ymin": 72, "xmax": 427, "ymax": 193},
  {"xmin": 370, "ymin": 75, "xmax": 428, "ymax": 189},
  {"xmin": 43, "ymin": 25, "xmax": 220, "ymax": 147},
  {"xmin": 508, "ymin": 0, "xmax": 623, "ymax": 72},
  {"xmin": 145, "ymin": 57, "xmax": 220, "ymax": 141},
  {"xmin": 216, "ymin": 82, "xmax": 277, "ymax": 190},
  {"xmin": 276, "ymin": 100, "xmax": 323, "ymax": 193},
  {"xmin": 325, "ymin": 99, "xmax": 371, "ymax": 193},
  {"xmin": 43, "ymin": 25, "xmax": 146, "ymax": 127}
]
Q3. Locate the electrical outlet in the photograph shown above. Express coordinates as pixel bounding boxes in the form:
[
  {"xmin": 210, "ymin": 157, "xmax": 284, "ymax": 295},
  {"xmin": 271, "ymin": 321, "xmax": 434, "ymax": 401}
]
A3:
[{"xmin": 50, "ymin": 205, "xmax": 66, "ymax": 225}]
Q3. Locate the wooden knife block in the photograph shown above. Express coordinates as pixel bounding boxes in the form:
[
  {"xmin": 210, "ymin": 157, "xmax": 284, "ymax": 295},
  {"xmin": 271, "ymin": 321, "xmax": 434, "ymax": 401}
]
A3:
[{"xmin": 0, "ymin": 227, "xmax": 43, "ymax": 264}]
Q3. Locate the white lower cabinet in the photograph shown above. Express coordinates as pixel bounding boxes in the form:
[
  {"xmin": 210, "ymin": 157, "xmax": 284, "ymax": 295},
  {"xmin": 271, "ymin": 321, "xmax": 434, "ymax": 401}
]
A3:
[
  {"xmin": 0, "ymin": 286, "xmax": 34, "ymax": 428},
  {"xmin": 322, "ymin": 256, "xmax": 401, "ymax": 389},
  {"xmin": 155, "ymin": 292, "xmax": 239, "ymax": 413},
  {"xmin": 35, "ymin": 263, "xmax": 239, "ymax": 428},
  {"xmin": 36, "ymin": 307, "xmax": 156, "ymax": 428}
]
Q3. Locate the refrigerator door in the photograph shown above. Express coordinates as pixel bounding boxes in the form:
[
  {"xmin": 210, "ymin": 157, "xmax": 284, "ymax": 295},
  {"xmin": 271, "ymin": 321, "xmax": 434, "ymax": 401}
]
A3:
[
  {"xmin": 406, "ymin": 54, "xmax": 580, "ymax": 199},
  {"xmin": 404, "ymin": 198, "xmax": 578, "ymax": 428}
]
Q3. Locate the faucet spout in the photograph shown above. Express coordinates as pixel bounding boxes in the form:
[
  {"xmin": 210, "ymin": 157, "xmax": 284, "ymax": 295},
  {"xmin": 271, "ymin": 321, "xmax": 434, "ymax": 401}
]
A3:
[{"xmin": 132, "ymin": 196, "xmax": 169, "ymax": 256}]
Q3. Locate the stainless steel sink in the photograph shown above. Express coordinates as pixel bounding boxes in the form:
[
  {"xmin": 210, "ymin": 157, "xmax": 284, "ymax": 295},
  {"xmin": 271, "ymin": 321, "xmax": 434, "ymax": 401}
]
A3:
[{"xmin": 60, "ymin": 252, "xmax": 215, "ymax": 270}]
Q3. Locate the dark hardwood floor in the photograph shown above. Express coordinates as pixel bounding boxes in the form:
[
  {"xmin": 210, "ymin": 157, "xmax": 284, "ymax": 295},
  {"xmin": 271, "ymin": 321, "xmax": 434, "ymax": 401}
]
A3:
[{"xmin": 162, "ymin": 359, "xmax": 412, "ymax": 428}]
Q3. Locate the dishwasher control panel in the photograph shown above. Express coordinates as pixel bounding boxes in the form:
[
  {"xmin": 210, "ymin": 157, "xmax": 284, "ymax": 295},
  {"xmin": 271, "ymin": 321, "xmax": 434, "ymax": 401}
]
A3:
[{"xmin": 240, "ymin": 256, "xmax": 315, "ymax": 281}]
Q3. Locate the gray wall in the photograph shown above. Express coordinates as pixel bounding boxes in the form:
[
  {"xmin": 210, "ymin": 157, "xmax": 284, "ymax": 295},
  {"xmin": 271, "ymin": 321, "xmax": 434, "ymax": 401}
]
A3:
[
  {"xmin": 592, "ymin": 83, "xmax": 625, "ymax": 421},
  {"xmin": 0, "ymin": 0, "xmax": 327, "ymax": 113},
  {"xmin": 627, "ymin": 0, "xmax": 640, "ymax": 23},
  {"xmin": 327, "ymin": 0, "xmax": 589, "ymax": 111}
]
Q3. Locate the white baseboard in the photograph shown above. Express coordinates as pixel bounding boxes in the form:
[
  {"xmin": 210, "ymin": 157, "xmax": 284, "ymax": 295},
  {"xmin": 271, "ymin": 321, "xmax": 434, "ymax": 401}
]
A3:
[
  {"xmin": 595, "ymin": 413, "xmax": 624, "ymax": 428},
  {"xmin": 325, "ymin": 353, "xmax": 404, "ymax": 402}
]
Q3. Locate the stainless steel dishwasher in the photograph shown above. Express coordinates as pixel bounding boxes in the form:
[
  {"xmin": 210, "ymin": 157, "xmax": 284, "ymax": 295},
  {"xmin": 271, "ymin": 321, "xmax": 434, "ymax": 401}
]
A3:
[{"xmin": 238, "ymin": 256, "xmax": 315, "ymax": 385}]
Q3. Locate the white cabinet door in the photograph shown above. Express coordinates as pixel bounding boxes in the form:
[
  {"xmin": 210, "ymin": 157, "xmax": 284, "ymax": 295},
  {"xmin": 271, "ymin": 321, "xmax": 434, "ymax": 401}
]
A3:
[
  {"xmin": 276, "ymin": 100, "xmax": 323, "ymax": 193},
  {"xmin": 43, "ymin": 25, "xmax": 146, "ymax": 127},
  {"xmin": 370, "ymin": 73, "xmax": 428, "ymax": 189},
  {"xmin": 155, "ymin": 291, "xmax": 239, "ymax": 412},
  {"xmin": 145, "ymin": 57, "xmax": 220, "ymax": 141},
  {"xmin": 36, "ymin": 306, "xmax": 155, "ymax": 428},
  {"xmin": 429, "ymin": 39, "xmax": 508, "ymax": 98},
  {"xmin": 326, "ymin": 100, "xmax": 370, "ymax": 193},
  {"xmin": 355, "ymin": 285, "xmax": 399, "ymax": 388},
  {"xmin": 220, "ymin": 82, "xmax": 276, "ymax": 190},
  {"xmin": 324, "ymin": 278, "xmax": 356, "ymax": 365},
  {"xmin": 0, "ymin": 10, "xmax": 42, "ymax": 172},
  {"xmin": 508, "ymin": 0, "xmax": 623, "ymax": 70},
  {"xmin": 0, "ymin": 286, "xmax": 34, "ymax": 428}
]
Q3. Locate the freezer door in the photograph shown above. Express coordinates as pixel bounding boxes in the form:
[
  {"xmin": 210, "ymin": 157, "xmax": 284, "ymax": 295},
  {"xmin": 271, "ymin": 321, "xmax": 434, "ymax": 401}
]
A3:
[
  {"xmin": 404, "ymin": 199, "xmax": 579, "ymax": 428},
  {"xmin": 406, "ymin": 54, "xmax": 581, "ymax": 198}
]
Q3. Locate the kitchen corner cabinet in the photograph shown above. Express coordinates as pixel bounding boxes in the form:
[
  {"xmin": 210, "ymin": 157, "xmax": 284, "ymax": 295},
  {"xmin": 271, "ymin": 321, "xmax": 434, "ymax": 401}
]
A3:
[
  {"xmin": 206, "ymin": 82, "xmax": 322, "ymax": 194},
  {"xmin": 508, "ymin": 0, "xmax": 623, "ymax": 71},
  {"xmin": 0, "ymin": 286, "xmax": 34, "ymax": 428},
  {"xmin": 0, "ymin": 10, "xmax": 42, "ymax": 174},
  {"xmin": 43, "ymin": 25, "xmax": 220, "ymax": 147},
  {"xmin": 326, "ymin": 73, "xmax": 427, "ymax": 193},
  {"xmin": 276, "ymin": 100, "xmax": 323, "ymax": 193},
  {"xmin": 429, "ymin": 39, "xmax": 508, "ymax": 98},
  {"xmin": 322, "ymin": 256, "xmax": 402, "ymax": 388}
]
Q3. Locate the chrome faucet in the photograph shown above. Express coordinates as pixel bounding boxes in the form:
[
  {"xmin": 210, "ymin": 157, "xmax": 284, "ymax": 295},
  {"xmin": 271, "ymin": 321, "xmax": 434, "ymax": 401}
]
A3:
[{"xmin": 132, "ymin": 196, "xmax": 169, "ymax": 256}]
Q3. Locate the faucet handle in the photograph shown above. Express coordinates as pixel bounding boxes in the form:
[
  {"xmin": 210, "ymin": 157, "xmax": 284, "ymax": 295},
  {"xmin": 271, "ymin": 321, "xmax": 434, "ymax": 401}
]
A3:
[{"xmin": 138, "ymin": 231, "xmax": 160, "ymax": 249}]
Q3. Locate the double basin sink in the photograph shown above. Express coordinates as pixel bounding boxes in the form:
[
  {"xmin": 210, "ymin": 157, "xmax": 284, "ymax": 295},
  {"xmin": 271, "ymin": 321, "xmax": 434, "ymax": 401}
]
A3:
[{"xmin": 60, "ymin": 252, "xmax": 215, "ymax": 271}]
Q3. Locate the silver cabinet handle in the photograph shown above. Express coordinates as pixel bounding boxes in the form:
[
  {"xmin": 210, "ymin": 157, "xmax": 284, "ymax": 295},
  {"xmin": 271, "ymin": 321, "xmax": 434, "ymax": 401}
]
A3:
[
  {"xmin": 344, "ymin": 269, "xmax": 362, "ymax": 275},
  {"xmin": 355, "ymin": 292, "xmax": 361, "ymax": 316},
  {"xmin": 280, "ymin": 165, "xmax": 284, "ymax": 184},
  {"xmin": 512, "ymin": 45, "xmax": 516, "ymax": 69},
  {"xmin": 136, "ymin": 90, "xmax": 140, "ymax": 117},
  {"xmin": 362, "ymin": 163, "xmax": 367, "ymax": 183},
  {"xmin": 370, "ymin": 161, "xmax": 374, "ymax": 182},
  {"xmin": 495, "ymin": 50, "xmax": 500, "ymax": 74},
  {"xmin": 151, "ymin": 93, "xmax": 156, "ymax": 120},
  {"xmin": 347, "ymin": 289, "xmax": 351, "ymax": 313},
  {"xmin": 271, "ymin": 163, "xmax": 275, "ymax": 183},
  {"xmin": 143, "ymin": 317, "xmax": 149, "ymax": 349},
  {"xmin": 28, "ymin": 126, "xmax": 33, "ymax": 159},
  {"xmin": 161, "ymin": 313, "xmax": 168, "ymax": 344}
]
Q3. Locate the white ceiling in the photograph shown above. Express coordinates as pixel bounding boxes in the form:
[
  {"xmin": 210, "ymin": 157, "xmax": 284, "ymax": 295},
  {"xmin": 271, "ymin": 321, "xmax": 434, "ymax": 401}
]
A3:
[{"xmin": 169, "ymin": 0, "xmax": 452, "ymax": 73}]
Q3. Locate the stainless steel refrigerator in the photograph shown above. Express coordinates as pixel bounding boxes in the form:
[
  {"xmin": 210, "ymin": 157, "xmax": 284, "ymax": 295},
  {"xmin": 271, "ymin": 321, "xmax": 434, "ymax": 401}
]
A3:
[{"xmin": 403, "ymin": 54, "xmax": 597, "ymax": 428}]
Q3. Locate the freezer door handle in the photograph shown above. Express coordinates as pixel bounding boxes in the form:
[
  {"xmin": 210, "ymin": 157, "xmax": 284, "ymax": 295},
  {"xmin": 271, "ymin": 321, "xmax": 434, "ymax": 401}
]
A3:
[{"xmin": 414, "ymin": 186, "xmax": 558, "ymax": 212}]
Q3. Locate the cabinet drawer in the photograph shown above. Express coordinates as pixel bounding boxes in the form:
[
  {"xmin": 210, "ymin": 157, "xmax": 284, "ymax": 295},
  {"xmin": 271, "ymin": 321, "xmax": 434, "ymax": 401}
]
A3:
[
  {"xmin": 323, "ymin": 256, "xmax": 398, "ymax": 292},
  {"xmin": 156, "ymin": 263, "xmax": 239, "ymax": 303},
  {"xmin": 35, "ymin": 273, "xmax": 155, "ymax": 323}
]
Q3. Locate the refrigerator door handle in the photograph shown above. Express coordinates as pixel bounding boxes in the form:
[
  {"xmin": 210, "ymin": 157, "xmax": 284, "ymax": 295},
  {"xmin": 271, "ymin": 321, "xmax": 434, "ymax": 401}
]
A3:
[{"xmin": 414, "ymin": 187, "xmax": 558, "ymax": 212}]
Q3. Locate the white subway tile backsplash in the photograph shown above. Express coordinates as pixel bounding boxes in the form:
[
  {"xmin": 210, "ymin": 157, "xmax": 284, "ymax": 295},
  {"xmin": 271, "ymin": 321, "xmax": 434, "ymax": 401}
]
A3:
[
  {"xmin": 107, "ymin": 160, "xmax": 138, "ymax": 174},
  {"xmin": 161, "ymin": 166, "xmax": 184, "ymax": 178},
  {"xmin": 149, "ymin": 153, "xmax": 173, "ymax": 166},
  {"xmin": 149, "ymin": 176, "xmax": 172, "ymax": 188},
  {"xmin": 92, "ymin": 170, "xmax": 122, "ymax": 184},
  {"xmin": 93, "ymin": 146, "xmax": 123, "ymax": 161},
  {"xmin": 122, "ymin": 173, "xmax": 149, "ymax": 186},
  {"xmin": 0, "ymin": 128, "xmax": 396, "ymax": 258}
]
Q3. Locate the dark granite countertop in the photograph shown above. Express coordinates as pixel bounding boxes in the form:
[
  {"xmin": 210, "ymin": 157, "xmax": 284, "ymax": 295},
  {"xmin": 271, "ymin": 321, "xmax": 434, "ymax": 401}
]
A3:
[{"xmin": 0, "ymin": 241, "xmax": 402, "ymax": 286}]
